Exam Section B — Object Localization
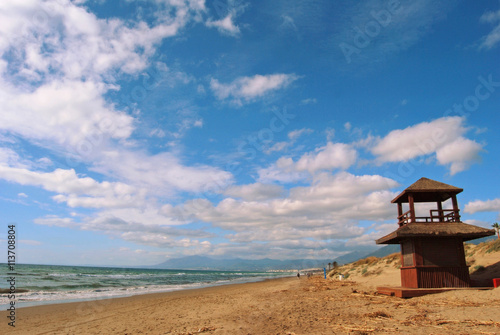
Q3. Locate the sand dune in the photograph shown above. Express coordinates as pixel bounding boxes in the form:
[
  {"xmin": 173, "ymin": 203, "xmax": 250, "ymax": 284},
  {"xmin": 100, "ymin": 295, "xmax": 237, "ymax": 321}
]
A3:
[{"xmin": 328, "ymin": 239, "xmax": 500, "ymax": 289}]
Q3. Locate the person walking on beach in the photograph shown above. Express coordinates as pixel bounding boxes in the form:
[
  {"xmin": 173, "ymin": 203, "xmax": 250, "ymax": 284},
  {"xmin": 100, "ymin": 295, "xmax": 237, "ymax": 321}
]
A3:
[{"xmin": 297, "ymin": 272, "xmax": 300, "ymax": 279}]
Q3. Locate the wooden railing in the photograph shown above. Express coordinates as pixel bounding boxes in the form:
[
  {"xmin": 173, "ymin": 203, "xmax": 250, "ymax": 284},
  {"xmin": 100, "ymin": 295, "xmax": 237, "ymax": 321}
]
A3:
[{"xmin": 398, "ymin": 209, "xmax": 460, "ymax": 226}]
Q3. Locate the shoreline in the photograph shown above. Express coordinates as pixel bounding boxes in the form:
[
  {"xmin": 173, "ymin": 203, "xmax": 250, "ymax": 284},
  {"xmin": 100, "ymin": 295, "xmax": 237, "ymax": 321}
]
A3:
[
  {"xmin": 1, "ymin": 273, "xmax": 294, "ymax": 310},
  {"xmin": 2, "ymin": 276, "xmax": 499, "ymax": 334}
]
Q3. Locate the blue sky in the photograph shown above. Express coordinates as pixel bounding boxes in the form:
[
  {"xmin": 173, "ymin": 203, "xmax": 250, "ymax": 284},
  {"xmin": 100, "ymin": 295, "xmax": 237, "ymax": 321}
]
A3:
[{"xmin": 0, "ymin": 0, "xmax": 499, "ymax": 266}]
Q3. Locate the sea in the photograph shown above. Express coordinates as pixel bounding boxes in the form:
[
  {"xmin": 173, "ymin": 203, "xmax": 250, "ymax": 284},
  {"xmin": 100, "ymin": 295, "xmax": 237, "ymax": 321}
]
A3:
[{"xmin": 0, "ymin": 264, "xmax": 293, "ymax": 309}]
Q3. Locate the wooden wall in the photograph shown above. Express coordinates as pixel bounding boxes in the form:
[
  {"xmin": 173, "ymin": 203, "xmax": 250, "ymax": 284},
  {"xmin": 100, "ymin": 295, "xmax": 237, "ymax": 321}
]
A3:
[{"xmin": 400, "ymin": 237, "xmax": 470, "ymax": 288}]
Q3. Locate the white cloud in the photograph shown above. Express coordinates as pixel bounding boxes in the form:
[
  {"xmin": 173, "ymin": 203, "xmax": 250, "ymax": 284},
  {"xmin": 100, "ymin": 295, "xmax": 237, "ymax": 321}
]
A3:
[
  {"xmin": 0, "ymin": 80, "xmax": 134, "ymax": 148},
  {"xmin": 34, "ymin": 215, "xmax": 76, "ymax": 228},
  {"xmin": 173, "ymin": 172, "xmax": 399, "ymax": 236},
  {"xmin": 258, "ymin": 142, "xmax": 357, "ymax": 182},
  {"xmin": 210, "ymin": 73, "xmax": 299, "ymax": 103},
  {"xmin": 435, "ymin": 137, "xmax": 482, "ymax": 175},
  {"xmin": 31, "ymin": 171, "xmax": 400, "ymax": 259},
  {"xmin": 288, "ymin": 128, "xmax": 313, "ymax": 141},
  {"xmin": 91, "ymin": 149, "xmax": 233, "ymax": 195},
  {"xmin": 223, "ymin": 183, "xmax": 285, "ymax": 201},
  {"xmin": 0, "ymin": 0, "xmax": 207, "ymax": 152},
  {"xmin": 257, "ymin": 157, "xmax": 308, "ymax": 184},
  {"xmin": 479, "ymin": 9, "xmax": 500, "ymax": 50},
  {"xmin": 0, "ymin": 147, "xmax": 28, "ymax": 168},
  {"xmin": 263, "ymin": 128, "xmax": 313, "ymax": 154},
  {"xmin": 464, "ymin": 198, "xmax": 500, "ymax": 214},
  {"xmin": 369, "ymin": 116, "xmax": 483, "ymax": 174},
  {"xmin": 264, "ymin": 141, "xmax": 288, "ymax": 154},
  {"xmin": 295, "ymin": 142, "xmax": 357, "ymax": 173},
  {"xmin": 0, "ymin": 1, "xmax": 198, "ymax": 81},
  {"xmin": 34, "ymin": 211, "xmax": 213, "ymax": 250},
  {"xmin": 0, "ymin": 165, "xmax": 146, "ymax": 209},
  {"xmin": 0, "ymin": 0, "xmax": 237, "ymax": 210},
  {"xmin": 206, "ymin": 13, "xmax": 240, "ymax": 36}
]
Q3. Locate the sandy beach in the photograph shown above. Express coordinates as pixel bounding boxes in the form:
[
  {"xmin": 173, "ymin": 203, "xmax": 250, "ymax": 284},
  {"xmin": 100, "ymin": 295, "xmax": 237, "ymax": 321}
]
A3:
[{"xmin": 1, "ymin": 275, "xmax": 499, "ymax": 335}]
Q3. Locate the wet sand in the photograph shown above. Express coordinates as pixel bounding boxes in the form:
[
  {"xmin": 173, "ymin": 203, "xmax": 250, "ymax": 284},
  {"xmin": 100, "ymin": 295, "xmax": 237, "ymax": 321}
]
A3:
[{"xmin": 1, "ymin": 276, "xmax": 499, "ymax": 334}]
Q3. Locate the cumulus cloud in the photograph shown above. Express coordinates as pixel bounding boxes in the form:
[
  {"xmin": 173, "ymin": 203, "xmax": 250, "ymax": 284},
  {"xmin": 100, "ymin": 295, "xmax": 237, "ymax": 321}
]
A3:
[
  {"xmin": 369, "ymin": 116, "xmax": 484, "ymax": 174},
  {"xmin": 0, "ymin": 80, "xmax": 134, "ymax": 148},
  {"xmin": 0, "ymin": 0, "xmax": 203, "ymax": 81},
  {"xmin": 210, "ymin": 73, "xmax": 299, "ymax": 104},
  {"xmin": 435, "ymin": 137, "xmax": 482, "ymax": 175},
  {"xmin": 295, "ymin": 142, "xmax": 357, "ymax": 173},
  {"xmin": 0, "ymin": 0, "xmax": 234, "ymax": 210},
  {"xmin": 223, "ymin": 183, "xmax": 285, "ymax": 201},
  {"xmin": 34, "ymin": 212, "xmax": 213, "ymax": 250},
  {"xmin": 0, "ymin": 0, "xmax": 207, "ymax": 152},
  {"xmin": 464, "ymin": 198, "xmax": 500, "ymax": 214},
  {"xmin": 257, "ymin": 161, "xmax": 309, "ymax": 184},
  {"xmin": 155, "ymin": 171, "xmax": 399, "ymax": 258},
  {"xmin": 171, "ymin": 172, "xmax": 399, "ymax": 236},
  {"xmin": 0, "ymin": 165, "xmax": 146, "ymax": 209},
  {"xmin": 91, "ymin": 149, "xmax": 233, "ymax": 195},
  {"xmin": 258, "ymin": 142, "xmax": 357, "ymax": 182}
]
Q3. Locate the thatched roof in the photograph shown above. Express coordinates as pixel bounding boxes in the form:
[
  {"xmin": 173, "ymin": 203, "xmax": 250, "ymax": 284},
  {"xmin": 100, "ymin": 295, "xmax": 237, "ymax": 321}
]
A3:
[
  {"xmin": 392, "ymin": 177, "xmax": 463, "ymax": 203},
  {"xmin": 376, "ymin": 222, "xmax": 495, "ymax": 244}
]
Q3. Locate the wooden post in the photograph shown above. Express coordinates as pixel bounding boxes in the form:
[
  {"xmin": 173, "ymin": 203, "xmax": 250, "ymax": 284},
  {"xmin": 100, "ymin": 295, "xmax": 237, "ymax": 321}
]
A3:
[
  {"xmin": 436, "ymin": 201, "xmax": 443, "ymax": 222},
  {"xmin": 397, "ymin": 203, "xmax": 403, "ymax": 226},
  {"xmin": 451, "ymin": 195, "xmax": 460, "ymax": 222},
  {"xmin": 408, "ymin": 194, "xmax": 416, "ymax": 223}
]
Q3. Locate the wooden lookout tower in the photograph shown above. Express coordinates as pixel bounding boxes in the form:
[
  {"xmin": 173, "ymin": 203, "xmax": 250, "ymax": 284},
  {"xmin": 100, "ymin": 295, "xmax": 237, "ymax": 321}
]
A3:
[{"xmin": 376, "ymin": 177, "xmax": 494, "ymax": 297}]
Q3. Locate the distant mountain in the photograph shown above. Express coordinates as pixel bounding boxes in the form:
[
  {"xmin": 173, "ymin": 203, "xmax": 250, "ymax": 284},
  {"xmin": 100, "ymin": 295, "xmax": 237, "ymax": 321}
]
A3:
[
  {"xmin": 151, "ymin": 244, "xmax": 409, "ymax": 271},
  {"xmin": 151, "ymin": 256, "xmax": 333, "ymax": 271}
]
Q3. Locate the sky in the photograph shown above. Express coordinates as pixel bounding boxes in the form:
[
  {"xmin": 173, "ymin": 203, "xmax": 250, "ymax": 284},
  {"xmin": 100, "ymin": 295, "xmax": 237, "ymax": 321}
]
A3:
[{"xmin": 0, "ymin": 0, "xmax": 499, "ymax": 267}]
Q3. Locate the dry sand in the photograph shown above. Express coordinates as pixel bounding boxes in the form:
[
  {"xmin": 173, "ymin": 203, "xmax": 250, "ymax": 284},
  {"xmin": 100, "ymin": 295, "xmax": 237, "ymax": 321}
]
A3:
[
  {"xmin": 3, "ymin": 240, "xmax": 499, "ymax": 334},
  {"xmin": 1, "ymin": 275, "xmax": 500, "ymax": 335}
]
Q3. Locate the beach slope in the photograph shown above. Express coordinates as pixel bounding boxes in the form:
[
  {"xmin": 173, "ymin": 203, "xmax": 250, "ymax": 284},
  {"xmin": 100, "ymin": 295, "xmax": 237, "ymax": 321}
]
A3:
[{"xmin": 2, "ymin": 275, "xmax": 500, "ymax": 334}]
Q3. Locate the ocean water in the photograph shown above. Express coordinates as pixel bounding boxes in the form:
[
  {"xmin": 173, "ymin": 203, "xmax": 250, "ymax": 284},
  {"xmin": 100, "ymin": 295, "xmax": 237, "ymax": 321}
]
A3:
[{"xmin": 0, "ymin": 264, "xmax": 292, "ymax": 309}]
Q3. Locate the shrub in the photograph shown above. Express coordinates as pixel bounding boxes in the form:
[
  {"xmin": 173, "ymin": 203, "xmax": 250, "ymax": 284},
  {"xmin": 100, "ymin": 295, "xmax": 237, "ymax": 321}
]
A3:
[
  {"xmin": 486, "ymin": 240, "xmax": 500, "ymax": 254},
  {"xmin": 353, "ymin": 256, "xmax": 379, "ymax": 267}
]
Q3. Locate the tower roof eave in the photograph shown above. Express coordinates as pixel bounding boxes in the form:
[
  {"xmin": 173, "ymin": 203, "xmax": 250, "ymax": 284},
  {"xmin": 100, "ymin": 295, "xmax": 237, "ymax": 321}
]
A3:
[
  {"xmin": 391, "ymin": 177, "xmax": 463, "ymax": 203},
  {"xmin": 376, "ymin": 222, "xmax": 494, "ymax": 244}
]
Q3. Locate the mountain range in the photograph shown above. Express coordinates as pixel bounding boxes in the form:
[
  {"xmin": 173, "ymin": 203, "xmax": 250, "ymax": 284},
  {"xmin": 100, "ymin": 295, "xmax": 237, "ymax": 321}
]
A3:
[
  {"xmin": 151, "ymin": 247, "xmax": 381, "ymax": 271},
  {"xmin": 149, "ymin": 236, "xmax": 496, "ymax": 271}
]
